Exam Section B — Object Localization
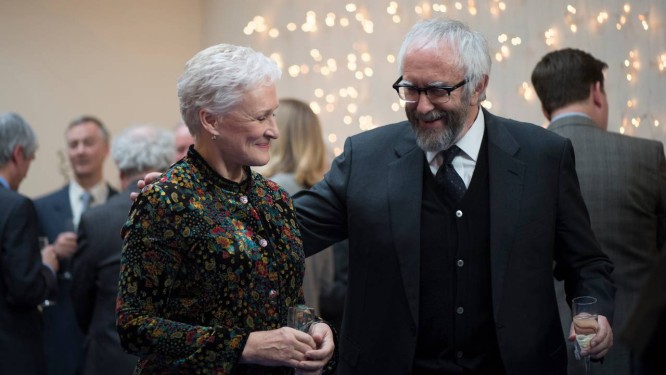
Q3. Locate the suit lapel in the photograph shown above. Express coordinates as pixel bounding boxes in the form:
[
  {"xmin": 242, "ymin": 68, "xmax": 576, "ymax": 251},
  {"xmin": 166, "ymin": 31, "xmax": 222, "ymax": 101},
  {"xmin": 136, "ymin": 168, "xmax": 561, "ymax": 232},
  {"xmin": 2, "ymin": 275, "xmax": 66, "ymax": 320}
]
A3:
[
  {"xmin": 485, "ymin": 111, "xmax": 526, "ymax": 320},
  {"xmin": 54, "ymin": 185, "xmax": 74, "ymax": 222},
  {"xmin": 388, "ymin": 128, "xmax": 424, "ymax": 327}
]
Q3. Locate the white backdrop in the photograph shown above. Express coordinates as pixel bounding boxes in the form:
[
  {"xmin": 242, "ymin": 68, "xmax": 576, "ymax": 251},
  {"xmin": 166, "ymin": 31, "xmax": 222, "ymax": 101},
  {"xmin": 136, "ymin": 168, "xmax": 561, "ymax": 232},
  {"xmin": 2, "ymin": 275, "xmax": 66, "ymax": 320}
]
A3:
[
  {"xmin": 1, "ymin": 0, "xmax": 664, "ymax": 197},
  {"xmin": 204, "ymin": 0, "xmax": 666, "ymax": 156}
]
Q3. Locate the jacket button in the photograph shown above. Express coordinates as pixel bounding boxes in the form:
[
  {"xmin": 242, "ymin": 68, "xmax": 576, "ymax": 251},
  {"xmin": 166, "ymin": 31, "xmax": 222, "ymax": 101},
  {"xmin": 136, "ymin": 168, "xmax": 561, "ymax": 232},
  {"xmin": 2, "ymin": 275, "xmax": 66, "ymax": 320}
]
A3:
[
  {"xmin": 268, "ymin": 290, "xmax": 278, "ymax": 299},
  {"xmin": 456, "ymin": 210, "xmax": 463, "ymax": 218}
]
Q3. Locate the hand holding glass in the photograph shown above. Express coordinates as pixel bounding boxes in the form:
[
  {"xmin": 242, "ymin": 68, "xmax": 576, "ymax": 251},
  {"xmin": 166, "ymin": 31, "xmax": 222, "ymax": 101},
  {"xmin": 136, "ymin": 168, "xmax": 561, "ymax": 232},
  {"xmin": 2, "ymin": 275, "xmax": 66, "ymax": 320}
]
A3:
[
  {"xmin": 572, "ymin": 296, "xmax": 598, "ymax": 374},
  {"xmin": 288, "ymin": 305, "xmax": 315, "ymax": 332},
  {"xmin": 39, "ymin": 237, "xmax": 56, "ymax": 308}
]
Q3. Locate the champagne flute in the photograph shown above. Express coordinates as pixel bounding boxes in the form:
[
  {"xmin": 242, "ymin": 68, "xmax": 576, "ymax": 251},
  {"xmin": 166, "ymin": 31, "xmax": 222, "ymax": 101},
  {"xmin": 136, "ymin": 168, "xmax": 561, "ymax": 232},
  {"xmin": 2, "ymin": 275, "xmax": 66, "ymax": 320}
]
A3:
[
  {"xmin": 572, "ymin": 296, "xmax": 598, "ymax": 374},
  {"xmin": 287, "ymin": 304, "xmax": 315, "ymax": 332}
]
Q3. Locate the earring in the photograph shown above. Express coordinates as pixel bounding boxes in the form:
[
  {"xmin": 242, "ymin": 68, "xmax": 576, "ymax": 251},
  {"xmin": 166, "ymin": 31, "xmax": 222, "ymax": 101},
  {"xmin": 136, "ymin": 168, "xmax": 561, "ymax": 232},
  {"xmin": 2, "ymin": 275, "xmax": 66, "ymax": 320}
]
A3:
[{"xmin": 211, "ymin": 135, "xmax": 217, "ymax": 141}]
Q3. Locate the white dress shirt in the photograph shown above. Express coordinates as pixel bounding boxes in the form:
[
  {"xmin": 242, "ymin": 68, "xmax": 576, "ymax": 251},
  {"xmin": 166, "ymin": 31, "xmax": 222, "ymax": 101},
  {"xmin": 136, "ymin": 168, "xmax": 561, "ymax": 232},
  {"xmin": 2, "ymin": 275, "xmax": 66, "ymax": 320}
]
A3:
[{"xmin": 426, "ymin": 108, "xmax": 486, "ymax": 188}]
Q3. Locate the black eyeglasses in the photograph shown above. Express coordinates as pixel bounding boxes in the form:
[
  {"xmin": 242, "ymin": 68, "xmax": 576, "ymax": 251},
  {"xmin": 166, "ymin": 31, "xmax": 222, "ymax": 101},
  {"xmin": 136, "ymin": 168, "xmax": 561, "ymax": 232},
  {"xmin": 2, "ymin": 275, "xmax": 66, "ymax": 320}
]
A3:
[{"xmin": 392, "ymin": 76, "xmax": 467, "ymax": 104}]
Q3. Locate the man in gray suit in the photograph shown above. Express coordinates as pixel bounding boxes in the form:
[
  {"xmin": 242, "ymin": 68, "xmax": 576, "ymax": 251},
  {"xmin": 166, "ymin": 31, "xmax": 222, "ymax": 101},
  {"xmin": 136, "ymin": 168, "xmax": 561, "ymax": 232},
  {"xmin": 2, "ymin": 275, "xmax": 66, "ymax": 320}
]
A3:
[
  {"xmin": 532, "ymin": 48, "xmax": 666, "ymax": 375},
  {"xmin": 71, "ymin": 124, "xmax": 174, "ymax": 375}
]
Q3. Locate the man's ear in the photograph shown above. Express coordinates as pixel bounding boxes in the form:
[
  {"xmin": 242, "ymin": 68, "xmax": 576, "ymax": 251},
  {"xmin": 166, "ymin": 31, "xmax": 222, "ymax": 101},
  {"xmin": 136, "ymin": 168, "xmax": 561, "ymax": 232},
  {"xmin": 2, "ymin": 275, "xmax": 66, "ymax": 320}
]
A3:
[
  {"xmin": 591, "ymin": 81, "xmax": 604, "ymax": 109},
  {"xmin": 472, "ymin": 75, "xmax": 490, "ymax": 105},
  {"xmin": 11, "ymin": 145, "xmax": 24, "ymax": 163}
]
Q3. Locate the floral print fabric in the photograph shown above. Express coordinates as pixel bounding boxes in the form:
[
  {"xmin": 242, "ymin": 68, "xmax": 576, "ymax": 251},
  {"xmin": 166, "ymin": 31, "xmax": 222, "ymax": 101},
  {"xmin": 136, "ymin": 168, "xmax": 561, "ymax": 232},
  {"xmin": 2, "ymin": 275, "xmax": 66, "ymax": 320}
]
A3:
[{"xmin": 117, "ymin": 149, "xmax": 304, "ymax": 374}]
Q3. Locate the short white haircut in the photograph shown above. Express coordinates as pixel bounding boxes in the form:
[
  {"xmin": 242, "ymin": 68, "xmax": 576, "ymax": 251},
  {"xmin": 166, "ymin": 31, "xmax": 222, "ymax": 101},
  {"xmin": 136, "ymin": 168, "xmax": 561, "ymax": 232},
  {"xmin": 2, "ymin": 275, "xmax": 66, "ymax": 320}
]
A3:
[
  {"xmin": 177, "ymin": 44, "xmax": 282, "ymax": 136},
  {"xmin": 111, "ymin": 125, "xmax": 174, "ymax": 175},
  {"xmin": 0, "ymin": 112, "xmax": 37, "ymax": 168},
  {"xmin": 397, "ymin": 18, "xmax": 491, "ymax": 101}
]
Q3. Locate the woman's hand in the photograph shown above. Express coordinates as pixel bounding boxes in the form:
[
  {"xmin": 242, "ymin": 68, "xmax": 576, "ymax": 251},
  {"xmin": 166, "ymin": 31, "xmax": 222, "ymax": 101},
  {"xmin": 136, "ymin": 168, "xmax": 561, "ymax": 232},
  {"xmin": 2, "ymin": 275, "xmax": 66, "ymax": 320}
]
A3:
[
  {"xmin": 239, "ymin": 327, "xmax": 318, "ymax": 368},
  {"xmin": 296, "ymin": 322, "xmax": 335, "ymax": 374}
]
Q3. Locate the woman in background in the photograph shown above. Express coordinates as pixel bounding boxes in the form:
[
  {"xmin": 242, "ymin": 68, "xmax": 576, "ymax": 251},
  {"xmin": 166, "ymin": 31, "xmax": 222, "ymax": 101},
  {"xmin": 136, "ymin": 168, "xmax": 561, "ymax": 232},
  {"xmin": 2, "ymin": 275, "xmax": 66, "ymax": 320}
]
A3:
[
  {"xmin": 116, "ymin": 44, "xmax": 335, "ymax": 374},
  {"xmin": 262, "ymin": 98, "xmax": 348, "ymax": 333}
]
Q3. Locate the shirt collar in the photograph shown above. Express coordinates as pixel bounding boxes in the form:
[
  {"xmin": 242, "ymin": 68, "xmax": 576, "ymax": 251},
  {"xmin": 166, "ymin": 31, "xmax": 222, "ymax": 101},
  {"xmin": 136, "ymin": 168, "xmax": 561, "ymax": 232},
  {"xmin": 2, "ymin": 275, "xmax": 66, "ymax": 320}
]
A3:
[
  {"xmin": 551, "ymin": 111, "xmax": 591, "ymax": 123},
  {"xmin": 0, "ymin": 176, "xmax": 9, "ymax": 189},
  {"xmin": 426, "ymin": 108, "xmax": 485, "ymax": 165},
  {"xmin": 69, "ymin": 180, "xmax": 110, "ymax": 207}
]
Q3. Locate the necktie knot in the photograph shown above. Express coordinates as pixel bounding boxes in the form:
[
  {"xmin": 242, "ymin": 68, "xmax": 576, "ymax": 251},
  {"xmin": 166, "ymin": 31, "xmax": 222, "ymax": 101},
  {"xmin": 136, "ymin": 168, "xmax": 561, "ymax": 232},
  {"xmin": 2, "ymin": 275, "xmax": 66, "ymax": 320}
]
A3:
[
  {"xmin": 81, "ymin": 191, "xmax": 93, "ymax": 211},
  {"xmin": 442, "ymin": 145, "xmax": 462, "ymax": 165}
]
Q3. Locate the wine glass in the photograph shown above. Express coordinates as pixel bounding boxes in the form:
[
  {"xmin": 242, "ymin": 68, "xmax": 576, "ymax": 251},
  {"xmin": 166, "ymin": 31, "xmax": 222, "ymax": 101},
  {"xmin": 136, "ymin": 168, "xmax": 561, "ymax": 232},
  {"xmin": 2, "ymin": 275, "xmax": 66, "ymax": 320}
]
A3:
[
  {"xmin": 287, "ymin": 304, "xmax": 315, "ymax": 332},
  {"xmin": 39, "ymin": 237, "xmax": 57, "ymax": 309},
  {"xmin": 572, "ymin": 296, "xmax": 598, "ymax": 374}
]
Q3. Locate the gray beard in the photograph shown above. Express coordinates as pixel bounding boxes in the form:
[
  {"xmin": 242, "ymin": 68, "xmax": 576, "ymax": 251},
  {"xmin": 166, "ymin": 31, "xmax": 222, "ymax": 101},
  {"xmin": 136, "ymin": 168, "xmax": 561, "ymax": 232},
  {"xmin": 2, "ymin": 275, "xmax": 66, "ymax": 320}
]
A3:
[{"xmin": 407, "ymin": 102, "xmax": 471, "ymax": 152}]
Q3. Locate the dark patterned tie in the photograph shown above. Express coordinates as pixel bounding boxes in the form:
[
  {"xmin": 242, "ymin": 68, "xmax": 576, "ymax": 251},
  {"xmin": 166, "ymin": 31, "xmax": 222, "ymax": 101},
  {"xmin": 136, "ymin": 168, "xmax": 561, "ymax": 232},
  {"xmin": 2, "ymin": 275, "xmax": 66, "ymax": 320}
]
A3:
[{"xmin": 435, "ymin": 145, "xmax": 467, "ymax": 202}]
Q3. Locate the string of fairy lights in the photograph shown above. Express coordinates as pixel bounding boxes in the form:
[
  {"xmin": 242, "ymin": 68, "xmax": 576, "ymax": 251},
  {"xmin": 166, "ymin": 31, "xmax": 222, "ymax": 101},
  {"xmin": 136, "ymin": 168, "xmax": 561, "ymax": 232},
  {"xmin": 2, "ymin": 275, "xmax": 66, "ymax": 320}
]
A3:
[{"xmin": 239, "ymin": 1, "xmax": 664, "ymax": 154}]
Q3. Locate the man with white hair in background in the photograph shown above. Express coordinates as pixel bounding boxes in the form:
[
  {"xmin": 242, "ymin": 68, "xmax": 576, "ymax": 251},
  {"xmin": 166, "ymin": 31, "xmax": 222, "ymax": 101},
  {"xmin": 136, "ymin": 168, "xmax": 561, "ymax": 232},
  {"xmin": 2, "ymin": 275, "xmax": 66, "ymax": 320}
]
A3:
[{"xmin": 70, "ymin": 124, "xmax": 174, "ymax": 375}]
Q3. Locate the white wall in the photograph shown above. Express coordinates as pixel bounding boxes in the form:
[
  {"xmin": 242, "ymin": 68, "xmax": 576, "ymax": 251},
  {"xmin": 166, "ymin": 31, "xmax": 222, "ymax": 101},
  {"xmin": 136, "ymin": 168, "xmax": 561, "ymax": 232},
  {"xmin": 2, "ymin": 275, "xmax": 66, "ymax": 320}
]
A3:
[
  {"xmin": 2, "ymin": 0, "xmax": 664, "ymax": 198},
  {"xmin": 203, "ymin": 0, "xmax": 666, "ymax": 157},
  {"xmin": 0, "ymin": 0, "xmax": 203, "ymax": 197}
]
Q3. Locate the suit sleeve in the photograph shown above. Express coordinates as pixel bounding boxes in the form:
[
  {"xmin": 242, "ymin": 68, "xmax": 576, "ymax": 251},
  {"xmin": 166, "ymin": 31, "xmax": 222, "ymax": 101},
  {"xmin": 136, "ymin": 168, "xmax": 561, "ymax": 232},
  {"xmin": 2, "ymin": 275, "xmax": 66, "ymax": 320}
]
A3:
[
  {"xmin": 552, "ymin": 139, "xmax": 616, "ymax": 321},
  {"xmin": 294, "ymin": 137, "xmax": 351, "ymax": 257},
  {"xmin": 1, "ymin": 196, "xmax": 56, "ymax": 306},
  {"xmin": 655, "ymin": 143, "xmax": 666, "ymax": 253}
]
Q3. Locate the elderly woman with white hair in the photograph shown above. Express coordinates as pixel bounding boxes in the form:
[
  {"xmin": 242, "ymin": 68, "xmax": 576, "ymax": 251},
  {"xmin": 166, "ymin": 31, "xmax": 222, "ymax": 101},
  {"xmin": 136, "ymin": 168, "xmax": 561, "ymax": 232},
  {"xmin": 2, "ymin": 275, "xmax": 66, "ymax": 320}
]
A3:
[{"xmin": 116, "ymin": 44, "xmax": 336, "ymax": 374}]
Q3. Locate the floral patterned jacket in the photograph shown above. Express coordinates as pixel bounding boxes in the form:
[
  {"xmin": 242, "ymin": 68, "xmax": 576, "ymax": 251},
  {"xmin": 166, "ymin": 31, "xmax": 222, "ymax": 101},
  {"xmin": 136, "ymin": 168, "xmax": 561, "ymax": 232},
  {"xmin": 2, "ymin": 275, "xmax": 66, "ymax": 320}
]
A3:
[{"xmin": 117, "ymin": 149, "xmax": 307, "ymax": 374}]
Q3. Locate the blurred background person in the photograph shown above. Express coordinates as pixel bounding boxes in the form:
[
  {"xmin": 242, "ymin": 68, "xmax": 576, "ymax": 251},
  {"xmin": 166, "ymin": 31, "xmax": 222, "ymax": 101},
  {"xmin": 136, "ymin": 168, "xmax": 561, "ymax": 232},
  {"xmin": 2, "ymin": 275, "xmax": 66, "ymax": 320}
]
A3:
[
  {"xmin": 173, "ymin": 121, "xmax": 194, "ymax": 162},
  {"xmin": 0, "ymin": 112, "xmax": 59, "ymax": 374},
  {"xmin": 532, "ymin": 47, "xmax": 666, "ymax": 375},
  {"xmin": 71, "ymin": 124, "xmax": 174, "ymax": 375},
  {"xmin": 34, "ymin": 115, "xmax": 118, "ymax": 375},
  {"xmin": 117, "ymin": 44, "xmax": 335, "ymax": 374},
  {"xmin": 262, "ymin": 99, "xmax": 332, "ymax": 312}
]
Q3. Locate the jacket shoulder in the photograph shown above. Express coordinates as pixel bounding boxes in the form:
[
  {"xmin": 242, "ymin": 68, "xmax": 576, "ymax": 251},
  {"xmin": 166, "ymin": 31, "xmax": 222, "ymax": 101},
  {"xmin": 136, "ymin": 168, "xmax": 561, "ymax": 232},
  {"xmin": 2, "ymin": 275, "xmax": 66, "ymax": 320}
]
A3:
[{"xmin": 34, "ymin": 185, "xmax": 69, "ymax": 206}]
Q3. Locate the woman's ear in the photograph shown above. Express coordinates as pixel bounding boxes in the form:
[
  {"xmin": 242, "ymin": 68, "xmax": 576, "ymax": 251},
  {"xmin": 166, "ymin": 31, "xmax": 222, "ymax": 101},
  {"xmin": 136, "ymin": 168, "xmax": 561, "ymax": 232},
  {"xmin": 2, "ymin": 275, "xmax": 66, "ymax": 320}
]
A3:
[{"xmin": 199, "ymin": 109, "xmax": 219, "ymax": 136}]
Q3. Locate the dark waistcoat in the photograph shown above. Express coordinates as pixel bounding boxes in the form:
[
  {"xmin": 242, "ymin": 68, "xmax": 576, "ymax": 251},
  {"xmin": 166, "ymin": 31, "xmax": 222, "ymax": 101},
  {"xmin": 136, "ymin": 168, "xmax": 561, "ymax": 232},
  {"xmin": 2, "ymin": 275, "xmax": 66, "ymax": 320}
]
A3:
[{"xmin": 414, "ymin": 133, "xmax": 505, "ymax": 375}]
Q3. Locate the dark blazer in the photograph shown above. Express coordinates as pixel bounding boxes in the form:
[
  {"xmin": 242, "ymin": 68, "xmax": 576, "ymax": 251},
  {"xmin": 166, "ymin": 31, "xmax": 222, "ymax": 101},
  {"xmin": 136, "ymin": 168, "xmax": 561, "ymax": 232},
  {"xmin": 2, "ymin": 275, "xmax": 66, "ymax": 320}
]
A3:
[
  {"xmin": 294, "ymin": 109, "xmax": 616, "ymax": 375},
  {"xmin": 0, "ymin": 186, "xmax": 57, "ymax": 374},
  {"xmin": 549, "ymin": 115, "xmax": 666, "ymax": 375},
  {"xmin": 34, "ymin": 183, "xmax": 118, "ymax": 375},
  {"xmin": 71, "ymin": 187, "xmax": 139, "ymax": 375}
]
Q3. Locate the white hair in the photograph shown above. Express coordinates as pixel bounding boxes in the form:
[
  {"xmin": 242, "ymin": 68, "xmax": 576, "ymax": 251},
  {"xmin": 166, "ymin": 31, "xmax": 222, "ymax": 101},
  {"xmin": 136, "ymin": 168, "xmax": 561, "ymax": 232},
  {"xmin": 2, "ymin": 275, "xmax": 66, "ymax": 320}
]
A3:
[
  {"xmin": 397, "ymin": 18, "xmax": 491, "ymax": 101},
  {"xmin": 177, "ymin": 44, "xmax": 282, "ymax": 135},
  {"xmin": 0, "ymin": 112, "xmax": 37, "ymax": 168},
  {"xmin": 111, "ymin": 125, "xmax": 174, "ymax": 174}
]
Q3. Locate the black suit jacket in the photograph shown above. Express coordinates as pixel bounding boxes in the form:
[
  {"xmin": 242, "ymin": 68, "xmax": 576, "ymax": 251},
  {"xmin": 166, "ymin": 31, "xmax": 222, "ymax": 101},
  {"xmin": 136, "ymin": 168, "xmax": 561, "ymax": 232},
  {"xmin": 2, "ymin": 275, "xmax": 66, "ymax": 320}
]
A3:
[
  {"xmin": 0, "ymin": 186, "xmax": 56, "ymax": 374},
  {"xmin": 71, "ymin": 187, "xmax": 138, "ymax": 375},
  {"xmin": 34, "ymin": 183, "xmax": 118, "ymax": 375},
  {"xmin": 294, "ymin": 109, "xmax": 616, "ymax": 375}
]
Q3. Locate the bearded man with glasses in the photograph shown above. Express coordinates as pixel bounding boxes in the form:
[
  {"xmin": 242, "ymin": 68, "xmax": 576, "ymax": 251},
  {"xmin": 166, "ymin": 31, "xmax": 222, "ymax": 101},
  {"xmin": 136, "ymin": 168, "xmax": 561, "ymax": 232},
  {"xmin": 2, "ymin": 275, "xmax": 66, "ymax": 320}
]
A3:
[{"xmin": 293, "ymin": 17, "xmax": 616, "ymax": 375}]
